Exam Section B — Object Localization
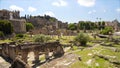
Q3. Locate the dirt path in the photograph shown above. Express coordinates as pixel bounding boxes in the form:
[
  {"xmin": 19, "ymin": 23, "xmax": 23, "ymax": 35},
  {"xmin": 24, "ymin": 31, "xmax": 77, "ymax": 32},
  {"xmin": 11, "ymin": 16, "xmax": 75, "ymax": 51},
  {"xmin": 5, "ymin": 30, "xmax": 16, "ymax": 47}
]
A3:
[
  {"xmin": 40, "ymin": 53, "xmax": 78, "ymax": 68},
  {"xmin": 26, "ymin": 47, "xmax": 79, "ymax": 68},
  {"xmin": 0, "ymin": 57, "xmax": 11, "ymax": 68},
  {"xmin": 39, "ymin": 47, "xmax": 81, "ymax": 68}
]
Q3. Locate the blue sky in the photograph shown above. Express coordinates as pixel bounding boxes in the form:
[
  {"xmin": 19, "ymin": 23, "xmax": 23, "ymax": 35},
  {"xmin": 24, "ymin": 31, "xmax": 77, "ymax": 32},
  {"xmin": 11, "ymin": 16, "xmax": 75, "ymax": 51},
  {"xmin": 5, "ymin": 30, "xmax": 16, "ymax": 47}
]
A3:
[{"xmin": 0, "ymin": 0, "xmax": 120, "ymax": 23}]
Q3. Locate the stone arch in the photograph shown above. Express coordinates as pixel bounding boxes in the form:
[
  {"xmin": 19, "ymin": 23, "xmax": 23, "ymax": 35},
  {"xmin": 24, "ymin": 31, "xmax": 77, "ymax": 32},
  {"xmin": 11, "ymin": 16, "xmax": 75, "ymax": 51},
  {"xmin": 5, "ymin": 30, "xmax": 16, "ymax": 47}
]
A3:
[
  {"xmin": 20, "ymin": 46, "xmax": 41, "ymax": 63},
  {"xmin": 33, "ymin": 48, "xmax": 40, "ymax": 62}
]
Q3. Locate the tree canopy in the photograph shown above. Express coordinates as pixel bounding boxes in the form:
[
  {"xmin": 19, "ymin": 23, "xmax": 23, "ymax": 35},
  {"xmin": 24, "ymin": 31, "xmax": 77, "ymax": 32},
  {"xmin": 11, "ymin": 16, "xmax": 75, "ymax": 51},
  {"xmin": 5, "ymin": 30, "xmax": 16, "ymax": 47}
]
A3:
[
  {"xmin": 26, "ymin": 22, "xmax": 34, "ymax": 32},
  {"xmin": 78, "ymin": 21, "xmax": 97, "ymax": 30},
  {"xmin": 0, "ymin": 20, "xmax": 13, "ymax": 35},
  {"xmin": 68, "ymin": 23, "xmax": 77, "ymax": 30}
]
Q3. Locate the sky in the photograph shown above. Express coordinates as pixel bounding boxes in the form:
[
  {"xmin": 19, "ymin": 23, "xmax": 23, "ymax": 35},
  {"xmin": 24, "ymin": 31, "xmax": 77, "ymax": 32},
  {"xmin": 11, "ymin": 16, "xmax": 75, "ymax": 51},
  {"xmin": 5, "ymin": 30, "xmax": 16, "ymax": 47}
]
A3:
[{"xmin": 0, "ymin": 0, "xmax": 120, "ymax": 23}]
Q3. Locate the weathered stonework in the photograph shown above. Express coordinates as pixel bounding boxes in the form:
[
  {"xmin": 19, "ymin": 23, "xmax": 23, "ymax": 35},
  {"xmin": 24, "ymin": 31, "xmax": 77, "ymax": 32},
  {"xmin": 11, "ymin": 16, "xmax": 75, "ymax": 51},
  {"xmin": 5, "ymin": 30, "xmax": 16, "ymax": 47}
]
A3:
[
  {"xmin": 10, "ymin": 56, "xmax": 31, "ymax": 68},
  {"xmin": 9, "ymin": 19, "xmax": 26, "ymax": 33},
  {"xmin": 23, "ymin": 15, "xmax": 68, "ymax": 34},
  {"xmin": 105, "ymin": 19, "xmax": 120, "ymax": 31},
  {"xmin": 0, "ymin": 41, "xmax": 64, "ymax": 67},
  {"xmin": 0, "ymin": 9, "xmax": 20, "ymax": 20}
]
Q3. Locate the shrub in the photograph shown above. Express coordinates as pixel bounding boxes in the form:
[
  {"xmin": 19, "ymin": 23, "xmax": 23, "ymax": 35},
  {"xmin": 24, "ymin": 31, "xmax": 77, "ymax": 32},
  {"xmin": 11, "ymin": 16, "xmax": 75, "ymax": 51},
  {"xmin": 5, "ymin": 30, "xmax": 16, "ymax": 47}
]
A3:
[
  {"xmin": 100, "ymin": 27, "xmax": 113, "ymax": 35},
  {"xmin": 26, "ymin": 23, "xmax": 34, "ymax": 32},
  {"xmin": 16, "ymin": 34, "xmax": 24, "ymax": 38},
  {"xmin": 34, "ymin": 34, "xmax": 51, "ymax": 43},
  {"xmin": 75, "ymin": 33, "xmax": 89, "ymax": 46}
]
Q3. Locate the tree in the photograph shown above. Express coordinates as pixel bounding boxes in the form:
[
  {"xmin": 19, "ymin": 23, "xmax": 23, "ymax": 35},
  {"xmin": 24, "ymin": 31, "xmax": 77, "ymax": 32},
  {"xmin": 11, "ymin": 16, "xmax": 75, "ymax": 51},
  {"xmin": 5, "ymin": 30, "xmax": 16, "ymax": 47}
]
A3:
[
  {"xmin": 68, "ymin": 23, "xmax": 77, "ymax": 30},
  {"xmin": 98, "ymin": 21, "xmax": 105, "ymax": 30},
  {"xmin": 101, "ymin": 21, "xmax": 105, "ymax": 29},
  {"xmin": 0, "ymin": 20, "xmax": 13, "ymax": 35},
  {"xmin": 26, "ymin": 23, "xmax": 34, "ymax": 32},
  {"xmin": 78, "ymin": 21, "xmax": 84, "ymax": 30},
  {"xmin": 85, "ymin": 22, "xmax": 91, "ymax": 30},
  {"xmin": 78, "ymin": 21, "xmax": 97, "ymax": 30}
]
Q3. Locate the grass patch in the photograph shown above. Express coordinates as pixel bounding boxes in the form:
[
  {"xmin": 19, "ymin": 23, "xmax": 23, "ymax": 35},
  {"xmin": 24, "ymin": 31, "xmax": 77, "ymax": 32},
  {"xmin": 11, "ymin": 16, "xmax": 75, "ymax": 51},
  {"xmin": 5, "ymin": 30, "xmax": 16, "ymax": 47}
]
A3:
[
  {"xmin": 0, "ymin": 39, "xmax": 12, "ymax": 44},
  {"xmin": 69, "ymin": 44, "xmax": 118, "ymax": 68}
]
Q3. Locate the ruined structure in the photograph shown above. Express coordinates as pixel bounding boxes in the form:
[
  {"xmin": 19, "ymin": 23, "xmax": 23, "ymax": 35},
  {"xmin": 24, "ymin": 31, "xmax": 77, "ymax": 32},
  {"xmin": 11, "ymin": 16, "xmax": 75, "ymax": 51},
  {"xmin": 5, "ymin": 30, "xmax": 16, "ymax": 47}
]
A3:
[
  {"xmin": 0, "ymin": 9, "xmax": 69, "ymax": 35},
  {"xmin": 0, "ymin": 41, "xmax": 64, "ymax": 67},
  {"xmin": 23, "ymin": 15, "xmax": 68, "ymax": 29},
  {"xmin": 10, "ymin": 56, "xmax": 31, "ymax": 68},
  {"xmin": 21, "ymin": 15, "xmax": 68, "ymax": 35},
  {"xmin": 10, "ymin": 19, "xmax": 26, "ymax": 33},
  {"xmin": 105, "ymin": 19, "xmax": 120, "ymax": 31},
  {"xmin": 0, "ymin": 9, "xmax": 20, "ymax": 20},
  {"xmin": 0, "ymin": 9, "xmax": 26, "ymax": 33}
]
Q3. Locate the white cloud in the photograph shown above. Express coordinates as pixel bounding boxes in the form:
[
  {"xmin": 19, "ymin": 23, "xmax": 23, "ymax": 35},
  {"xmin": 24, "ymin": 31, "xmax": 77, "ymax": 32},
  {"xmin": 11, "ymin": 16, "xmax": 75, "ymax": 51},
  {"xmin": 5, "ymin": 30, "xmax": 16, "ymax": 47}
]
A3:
[
  {"xmin": 88, "ymin": 10, "xmax": 96, "ymax": 14},
  {"xmin": 43, "ymin": 11, "xmax": 55, "ymax": 17},
  {"xmin": 28, "ymin": 7, "xmax": 37, "ymax": 12},
  {"xmin": 52, "ymin": 0, "xmax": 68, "ymax": 7},
  {"xmin": 77, "ymin": 0, "xmax": 96, "ymax": 7},
  {"xmin": 116, "ymin": 8, "xmax": 120, "ymax": 13},
  {"xmin": 9, "ymin": 5, "xmax": 24, "ymax": 11}
]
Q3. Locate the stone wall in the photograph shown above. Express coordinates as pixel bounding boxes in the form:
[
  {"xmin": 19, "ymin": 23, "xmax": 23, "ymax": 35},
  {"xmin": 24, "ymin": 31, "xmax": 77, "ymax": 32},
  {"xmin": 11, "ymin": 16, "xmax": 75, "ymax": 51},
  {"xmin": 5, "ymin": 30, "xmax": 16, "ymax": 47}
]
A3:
[{"xmin": 10, "ymin": 19, "xmax": 26, "ymax": 33}]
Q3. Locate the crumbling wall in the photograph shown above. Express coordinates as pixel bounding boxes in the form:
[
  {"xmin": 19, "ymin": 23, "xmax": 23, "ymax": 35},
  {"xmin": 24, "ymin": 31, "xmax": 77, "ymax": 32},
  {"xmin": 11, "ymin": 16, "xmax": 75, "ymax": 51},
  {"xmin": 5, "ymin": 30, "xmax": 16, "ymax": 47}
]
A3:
[{"xmin": 0, "ymin": 41, "xmax": 65, "ymax": 68}]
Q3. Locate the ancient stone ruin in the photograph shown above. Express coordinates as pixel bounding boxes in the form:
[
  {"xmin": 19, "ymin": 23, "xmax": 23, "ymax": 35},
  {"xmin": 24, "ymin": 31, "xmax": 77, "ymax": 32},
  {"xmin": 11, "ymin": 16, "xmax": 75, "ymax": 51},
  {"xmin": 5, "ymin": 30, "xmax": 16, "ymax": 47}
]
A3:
[
  {"xmin": 9, "ymin": 19, "xmax": 26, "ymax": 33},
  {"xmin": 0, "ymin": 9, "xmax": 26, "ymax": 33},
  {"xmin": 0, "ymin": 41, "xmax": 64, "ymax": 68}
]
